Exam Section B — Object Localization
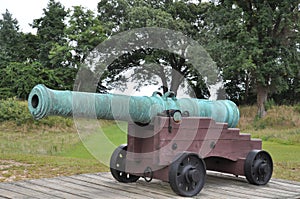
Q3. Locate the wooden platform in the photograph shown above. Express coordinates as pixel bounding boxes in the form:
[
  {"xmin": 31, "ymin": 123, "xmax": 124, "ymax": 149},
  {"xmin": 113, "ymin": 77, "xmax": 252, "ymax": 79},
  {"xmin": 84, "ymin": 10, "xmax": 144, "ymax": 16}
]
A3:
[{"xmin": 0, "ymin": 172, "xmax": 300, "ymax": 199}]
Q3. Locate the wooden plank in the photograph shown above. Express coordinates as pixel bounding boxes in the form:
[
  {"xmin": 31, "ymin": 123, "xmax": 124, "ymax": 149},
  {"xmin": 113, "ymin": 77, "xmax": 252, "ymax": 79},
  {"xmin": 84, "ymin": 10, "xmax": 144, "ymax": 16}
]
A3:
[
  {"xmin": 86, "ymin": 173, "xmax": 180, "ymax": 197},
  {"xmin": 28, "ymin": 178, "xmax": 103, "ymax": 199},
  {"xmin": 273, "ymin": 178, "xmax": 300, "ymax": 186},
  {"xmin": 89, "ymin": 172, "xmax": 300, "ymax": 199},
  {"xmin": 292, "ymin": 194, "xmax": 300, "ymax": 199},
  {"xmin": 207, "ymin": 173, "xmax": 300, "ymax": 197},
  {"xmin": 57, "ymin": 176, "xmax": 152, "ymax": 199},
  {"xmin": 68, "ymin": 175, "xmax": 160, "ymax": 199},
  {"xmin": 0, "ymin": 186, "xmax": 33, "ymax": 199},
  {"xmin": 16, "ymin": 180, "xmax": 82, "ymax": 199},
  {"xmin": 0, "ymin": 172, "xmax": 300, "ymax": 198},
  {"xmin": 41, "ymin": 178, "xmax": 116, "ymax": 199},
  {"xmin": 206, "ymin": 176, "xmax": 296, "ymax": 198},
  {"xmin": 74, "ymin": 173, "xmax": 180, "ymax": 199},
  {"xmin": 206, "ymin": 181, "xmax": 282, "ymax": 198},
  {"xmin": 208, "ymin": 171, "xmax": 300, "ymax": 190},
  {"xmin": 270, "ymin": 180, "xmax": 300, "ymax": 189},
  {"xmin": 0, "ymin": 183, "xmax": 53, "ymax": 199}
]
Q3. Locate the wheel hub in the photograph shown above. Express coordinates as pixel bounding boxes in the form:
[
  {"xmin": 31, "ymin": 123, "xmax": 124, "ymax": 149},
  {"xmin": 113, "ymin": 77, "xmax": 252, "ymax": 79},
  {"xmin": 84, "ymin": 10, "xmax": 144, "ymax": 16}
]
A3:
[
  {"xmin": 258, "ymin": 162, "xmax": 269, "ymax": 175},
  {"xmin": 244, "ymin": 150, "xmax": 273, "ymax": 185},
  {"xmin": 183, "ymin": 165, "xmax": 201, "ymax": 183},
  {"xmin": 169, "ymin": 153, "xmax": 206, "ymax": 197},
  {"xmin": 188, "ymin": 169, "xmax": 201, "ymax": 183}
]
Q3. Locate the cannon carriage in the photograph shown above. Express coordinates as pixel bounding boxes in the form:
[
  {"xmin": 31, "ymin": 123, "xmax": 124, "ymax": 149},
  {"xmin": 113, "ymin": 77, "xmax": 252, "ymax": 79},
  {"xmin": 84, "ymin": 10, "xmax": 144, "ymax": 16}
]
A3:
[{"xmin": 28, "ymin": 84, "xmax": 273, "ymax": 197}]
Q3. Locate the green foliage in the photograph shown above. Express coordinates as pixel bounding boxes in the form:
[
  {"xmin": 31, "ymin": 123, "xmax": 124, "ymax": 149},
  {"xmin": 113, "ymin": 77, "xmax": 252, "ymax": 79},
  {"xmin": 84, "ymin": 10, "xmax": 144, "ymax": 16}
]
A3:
[
  {"xmin": 294, "ymin": 104, "xmax": 300, "ymax": 114},
  {"xmin": 0, "ymin": 99, "xmax": 32, "ymax": 124},
  {"xmin": 0, "ymin": 99, "xmax": 75, "ymax": 128},
  {"xmin": 32, "ymin": 0, "xmax": 68, "ymax": 68},
  {"xmin": 0, "ymin": 62, "xmax": 68, "ymax": 99},
  {"xmin": 97, "ymin": 0, "xmax": 212, "ymax": 97},
  {"xmin": 0, "ymin": 0, "xmax": 299, "ymax": 106},
  {"xmin": 18, "ymin": 33, "xmax": 40, "ymax": 62},
  {"xmin": 253, "ymin": 115, "xmax": 293, "ymax": 130},
  {"xmin": 203, "ymin": 0, "xmax": 300, "ymax": 114},
  {"xmin": 0, "ymin": 9, "xmax": 22, "ymax": 67},
  {"xmin": 50, "ymin": 6, "xmax": 106, "ymax": 68},
  {"xmin": 265, "ymin": 99, "xmax": 276, "ymax": 111}
]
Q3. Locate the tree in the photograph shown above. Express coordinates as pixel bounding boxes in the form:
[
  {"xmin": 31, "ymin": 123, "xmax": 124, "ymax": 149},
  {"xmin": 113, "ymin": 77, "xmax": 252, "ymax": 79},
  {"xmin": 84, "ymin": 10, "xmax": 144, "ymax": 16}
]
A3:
[
  {"xmin": 48, "ymin": 5, "xmax": 107, "ymax": 92},
  {"xmin": 32, "ymin": 0, "xmax": 68, "ymax": 69},
  {"xmin": 31, "ymin": 0, "xmax": 80, "ymax": 90},
  {"xmin": 50, "ymin": 6, "xmax": 106, "ymax": 68},
  {"xmin": 0, "ymin": 62, "xmax": 62, "ymax": 99},
  {"xmin": 18, "ymin": 33, "xmax": 40, "ymax": 63},
  {"xmin": 0, "ymin": 9, "xmax": 22, "ymax": 67},
  {"xmin": 96, "ymin": 0, "xmax": 215, "ymax": 97},
  {"xmin": 204, "ymin": 0, "xmax": 300, "ymax": 116}
]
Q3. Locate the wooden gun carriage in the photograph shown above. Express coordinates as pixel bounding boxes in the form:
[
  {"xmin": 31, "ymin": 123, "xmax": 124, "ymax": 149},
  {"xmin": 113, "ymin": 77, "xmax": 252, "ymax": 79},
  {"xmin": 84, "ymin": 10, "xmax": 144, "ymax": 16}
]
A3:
[{"xmin": 28, "ymin": 85, "xmax": 273, "ymax": 197}]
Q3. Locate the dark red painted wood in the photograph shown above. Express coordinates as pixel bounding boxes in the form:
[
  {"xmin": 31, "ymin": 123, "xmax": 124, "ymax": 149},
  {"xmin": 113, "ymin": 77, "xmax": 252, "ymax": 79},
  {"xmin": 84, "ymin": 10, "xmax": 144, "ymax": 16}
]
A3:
[{"xmin": 126, "ymin": 116, "xmax": 262, "ymax": 182}]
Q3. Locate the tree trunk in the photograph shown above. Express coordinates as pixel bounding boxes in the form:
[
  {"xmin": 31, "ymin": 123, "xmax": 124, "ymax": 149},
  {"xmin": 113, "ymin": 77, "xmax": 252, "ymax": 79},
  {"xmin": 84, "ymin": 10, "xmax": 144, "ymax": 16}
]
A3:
[
  {"xmin": 257, "ymin": 83, "xmax": 268, "ymax": 118},
  {"xmin": 170, "ymin": 68, "xmax": 184, "ymax": 96},
  {"xmin": 157, "ymin": 65, "xmax": 169, "ymax": 94}
]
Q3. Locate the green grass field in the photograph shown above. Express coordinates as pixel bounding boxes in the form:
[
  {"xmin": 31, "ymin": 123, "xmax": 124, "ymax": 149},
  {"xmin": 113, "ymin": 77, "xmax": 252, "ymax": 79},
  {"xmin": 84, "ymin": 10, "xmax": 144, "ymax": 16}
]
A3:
[
  {"xmin": 0, "ymin": 104, "xmax": 299, "ymax": 182},
  {"xmin": 263, "ymin": 142, "xmax": 300, "ymax": 181}
]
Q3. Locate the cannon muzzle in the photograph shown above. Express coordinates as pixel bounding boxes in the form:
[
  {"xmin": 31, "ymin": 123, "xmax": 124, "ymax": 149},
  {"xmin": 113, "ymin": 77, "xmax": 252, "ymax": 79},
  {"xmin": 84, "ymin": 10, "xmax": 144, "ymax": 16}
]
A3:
[{"xmin": 28, "ymin": 84, "xmax": 240, "ymax": 127}]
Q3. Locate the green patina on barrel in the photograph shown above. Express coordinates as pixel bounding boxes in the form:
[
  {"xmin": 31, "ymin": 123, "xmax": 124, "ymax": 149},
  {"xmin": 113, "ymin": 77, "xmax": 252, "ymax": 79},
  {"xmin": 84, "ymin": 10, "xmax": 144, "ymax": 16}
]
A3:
[{"xmin": 28, "ymin": 84, "xmax": 240, "ymax": 127}]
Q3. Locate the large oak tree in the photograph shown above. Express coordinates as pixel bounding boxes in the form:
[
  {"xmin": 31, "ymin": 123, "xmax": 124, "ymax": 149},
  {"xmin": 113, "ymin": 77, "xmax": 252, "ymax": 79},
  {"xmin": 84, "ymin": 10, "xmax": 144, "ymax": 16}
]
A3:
[{"xmin": 204, "ymin": 0, "xmax": 300, "ymax": 117}]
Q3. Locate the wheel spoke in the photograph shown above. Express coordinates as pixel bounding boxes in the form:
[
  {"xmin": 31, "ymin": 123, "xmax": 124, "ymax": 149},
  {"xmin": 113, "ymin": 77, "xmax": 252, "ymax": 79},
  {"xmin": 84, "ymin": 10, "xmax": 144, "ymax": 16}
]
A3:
[
  {"xmin": 189, "ymin": 157, "xmax": 199, "ymax": 167},
  {"xmin": 245, "ymin": 150, "xmax": 273, "ymax": 185},
  {"xmin": 169, "ymin": 153, "xmax": 206, "ymax": 197},
  {"xmin": 110, "ymin": 145, "xmax": 140, "ymax": 183},
  {"xmin": 176, "ymin": 172, "xmax": 185, "ymax": 182}
]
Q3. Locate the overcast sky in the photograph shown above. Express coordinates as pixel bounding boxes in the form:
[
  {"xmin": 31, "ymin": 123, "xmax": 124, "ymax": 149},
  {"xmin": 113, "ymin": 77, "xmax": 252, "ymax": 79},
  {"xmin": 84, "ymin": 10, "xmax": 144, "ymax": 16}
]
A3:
[{"xmin": 0, "ymin": 0, "xmax": 100, "ymax": 33}]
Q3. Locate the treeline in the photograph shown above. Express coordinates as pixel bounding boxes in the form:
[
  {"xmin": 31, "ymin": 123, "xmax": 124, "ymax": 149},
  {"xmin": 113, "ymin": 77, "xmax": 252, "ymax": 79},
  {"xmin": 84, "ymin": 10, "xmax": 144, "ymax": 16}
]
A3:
[
  {"xmin": 0, "ymin": 0, "xmax": 105, "ymax": 99},
  {"xmin": 0, "ymin": 0, "xmax": 299, "ymax": 117}
]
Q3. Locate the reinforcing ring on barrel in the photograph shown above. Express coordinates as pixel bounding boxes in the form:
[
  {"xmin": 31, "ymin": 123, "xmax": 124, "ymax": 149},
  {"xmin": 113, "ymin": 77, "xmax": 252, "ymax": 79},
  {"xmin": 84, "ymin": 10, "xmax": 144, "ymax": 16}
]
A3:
[{"xmin": 143, "ymin": 167, "xmax": 153, "ymax": 182}]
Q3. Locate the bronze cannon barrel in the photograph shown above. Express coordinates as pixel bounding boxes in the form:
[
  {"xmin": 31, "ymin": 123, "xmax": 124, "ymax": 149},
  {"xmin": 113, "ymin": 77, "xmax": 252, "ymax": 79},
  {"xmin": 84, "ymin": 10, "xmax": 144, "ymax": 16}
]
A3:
[{"xmin": 28, "ymin": 84, "xmax": 240, "ymax": 127}]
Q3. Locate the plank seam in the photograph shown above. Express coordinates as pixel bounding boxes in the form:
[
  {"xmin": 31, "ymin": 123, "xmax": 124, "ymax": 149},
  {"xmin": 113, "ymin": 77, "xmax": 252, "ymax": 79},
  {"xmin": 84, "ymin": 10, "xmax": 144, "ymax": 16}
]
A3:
[{"xmin": 26, "ymin": 180, "xmax": 90, "ymax": 199}]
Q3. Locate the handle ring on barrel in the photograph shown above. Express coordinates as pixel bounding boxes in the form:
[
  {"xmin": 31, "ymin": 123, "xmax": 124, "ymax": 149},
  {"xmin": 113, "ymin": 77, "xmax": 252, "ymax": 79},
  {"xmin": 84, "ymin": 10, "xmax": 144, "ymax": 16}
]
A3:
[{"xmin": 163, "ymin": 91, "xmax": 176, "ymax": 100}]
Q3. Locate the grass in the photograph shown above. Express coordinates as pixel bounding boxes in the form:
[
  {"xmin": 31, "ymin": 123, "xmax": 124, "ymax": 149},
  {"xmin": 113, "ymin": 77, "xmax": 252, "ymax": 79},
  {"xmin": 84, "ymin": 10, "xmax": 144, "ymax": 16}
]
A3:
[
  {"xmin": 0, "ymin": 153, "xmax": 108, "ymax": 182},
  {"xmin": 0, "ymin": 102, "xmax": 299, "ymax": 183},
  {"xmin": 238, "ymin": 105, "xmax": 300, "ymax": 145},
  {"xmin": 0, "ymin": 118, "xmax": 127, "ymax": 182},
  {"xmin": 0, "ymin": 121, "xmax": 79, "ymax": 155},
  {"xmin": 60, "ymin": 122, "xmax": 127, "ymax": 159},
  {"xmin": 262, "ymin": 142, "xmax": 300, "ymax": 181},
  {"xmin": 238, "ymin": 105, "xmax": 300, "ymax": 181}
]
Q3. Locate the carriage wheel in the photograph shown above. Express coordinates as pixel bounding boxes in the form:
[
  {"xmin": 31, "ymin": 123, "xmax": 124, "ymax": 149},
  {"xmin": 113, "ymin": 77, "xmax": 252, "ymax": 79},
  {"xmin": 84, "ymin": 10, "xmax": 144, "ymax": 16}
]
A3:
[
  {"xmin": 110, "ymin": 144, "xmax": 140, "ymax": 183},
  {"xmin": 169, "ymin": 153, "xmax": 206, "ymax": 197},
  {"xmin": 244, "ymin": 150, "xmax": 273, "ymax": 185}
]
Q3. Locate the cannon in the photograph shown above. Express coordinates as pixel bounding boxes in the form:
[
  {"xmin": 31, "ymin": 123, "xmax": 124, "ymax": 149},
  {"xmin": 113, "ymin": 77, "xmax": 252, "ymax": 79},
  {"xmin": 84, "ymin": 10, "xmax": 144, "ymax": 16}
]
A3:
[{"xmin": 28, "ymin": 84, "xmax": 273, "ymax": 197}]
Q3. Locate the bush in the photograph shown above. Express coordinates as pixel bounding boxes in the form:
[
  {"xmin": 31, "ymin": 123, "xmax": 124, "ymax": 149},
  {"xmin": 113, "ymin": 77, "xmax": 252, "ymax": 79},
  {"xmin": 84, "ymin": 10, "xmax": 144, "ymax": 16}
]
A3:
[
  {"xmin": 251, "ymin": 105, "xmax": 299, "ymax": 130},
  {"xmin": 265, "ymin": 99, "xmax": 276, "ymax": 111},
  {"xmin": 0, "ymin": 99, "xmax": 75, "ymax": 129},
  {"xmin": 294, "ymin": 104, "xmax": 300, "ymax": 114},
  {"xmin": 0, "ymin": 99, "xmax": 32, "ymax": 125}
]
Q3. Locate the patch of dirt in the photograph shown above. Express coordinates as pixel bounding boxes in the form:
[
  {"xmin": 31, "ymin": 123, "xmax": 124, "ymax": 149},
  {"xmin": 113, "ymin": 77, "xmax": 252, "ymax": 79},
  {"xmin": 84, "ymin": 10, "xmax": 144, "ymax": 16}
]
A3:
[{"xmin": 0, "ymin": 160, "xmax": 33, "ymax": 182}]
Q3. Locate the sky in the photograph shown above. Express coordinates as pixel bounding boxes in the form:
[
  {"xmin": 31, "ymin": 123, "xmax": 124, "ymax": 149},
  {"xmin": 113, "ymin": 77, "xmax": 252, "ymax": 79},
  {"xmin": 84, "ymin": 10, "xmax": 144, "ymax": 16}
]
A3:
[
  {"xmin": 0, "ymin": 0, "xmax": 221, "ymax": 98},
  {"xmin": 0, "ymin": 0, "xmax": 100, "ymax": 33}
]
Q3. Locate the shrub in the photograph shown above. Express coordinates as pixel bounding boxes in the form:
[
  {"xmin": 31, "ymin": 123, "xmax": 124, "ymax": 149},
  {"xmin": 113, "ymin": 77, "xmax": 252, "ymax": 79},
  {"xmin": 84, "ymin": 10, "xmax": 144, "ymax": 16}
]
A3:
[
  {"xmin": 0, "ymin": 99, "xmax": 32, "ymax": 125},
  {"xmin": 294, "ymin": 104, "xmax": 300, "ymax": 114},
  {"xmin": 265, "ymin": 99, "xmax": 276, "ymax": 111}
]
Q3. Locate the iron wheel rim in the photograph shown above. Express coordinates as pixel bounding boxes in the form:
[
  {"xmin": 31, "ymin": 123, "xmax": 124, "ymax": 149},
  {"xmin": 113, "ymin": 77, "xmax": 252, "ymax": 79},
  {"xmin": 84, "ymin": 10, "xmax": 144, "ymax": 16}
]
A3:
[
  {"xmin": 245, "ymin": 150, "xmax": 273, "ymax": 185},
  {"xmin": 110, "ymin": 144, "xmax": 140, "ymax": 183},
  {"xmin": 169, "ymin": 153, "xmax": 206, "ymax": 197}
]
